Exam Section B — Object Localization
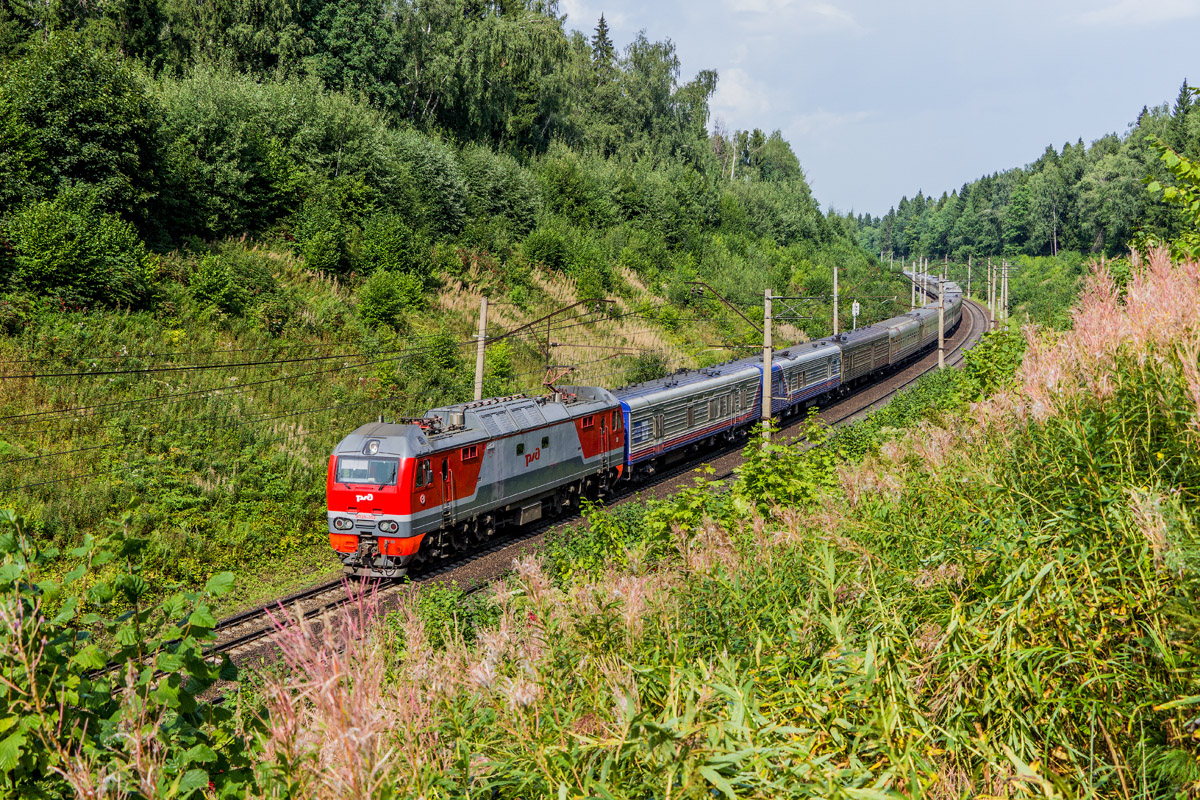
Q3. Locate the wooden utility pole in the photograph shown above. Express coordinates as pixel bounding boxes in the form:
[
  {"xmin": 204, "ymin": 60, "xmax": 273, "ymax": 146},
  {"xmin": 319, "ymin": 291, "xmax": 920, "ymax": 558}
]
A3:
[
  {"xmin": 761, "ymin": 289, "xmax": 772, "ymax": 445},
  {"xmin": 832, "ymin": 266, "xmax": 839, "ymax": 336},
  {"xmin": 937, "ymin": 270, "xmax": 945, "ymax": 370},
  {"xmin": 473, "ymin": 296, "xmax": 488, "ymax": 401}
]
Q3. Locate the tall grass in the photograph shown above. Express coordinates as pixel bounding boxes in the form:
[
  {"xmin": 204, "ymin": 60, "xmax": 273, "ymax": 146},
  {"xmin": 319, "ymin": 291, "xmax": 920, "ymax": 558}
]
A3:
[{"xmin": 101, "ymin": 251, "xmax": 1175, "ymax": 798}]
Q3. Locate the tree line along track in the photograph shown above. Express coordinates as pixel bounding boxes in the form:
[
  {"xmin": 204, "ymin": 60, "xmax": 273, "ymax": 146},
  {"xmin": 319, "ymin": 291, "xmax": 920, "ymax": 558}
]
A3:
[{"xmin": 211, "ymin": 298, "xmax": 989, "ymax": 667}]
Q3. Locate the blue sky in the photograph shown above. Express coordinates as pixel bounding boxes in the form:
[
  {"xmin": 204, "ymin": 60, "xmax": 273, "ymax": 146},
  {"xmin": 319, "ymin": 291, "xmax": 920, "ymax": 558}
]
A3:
[{"xmin": 560, "ymin": 0, "xmax": 1199, "ymax": 216}]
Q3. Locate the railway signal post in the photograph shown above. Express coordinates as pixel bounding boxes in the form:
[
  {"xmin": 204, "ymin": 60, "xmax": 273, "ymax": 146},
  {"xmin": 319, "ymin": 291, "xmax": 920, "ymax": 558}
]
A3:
[
  {"xmin": 473, "ymin": 296, "xmax": 488, "ymax": 402},
  {"xmin": 762, "ymin": 289, "xmax": 772, "ymax": 445}
]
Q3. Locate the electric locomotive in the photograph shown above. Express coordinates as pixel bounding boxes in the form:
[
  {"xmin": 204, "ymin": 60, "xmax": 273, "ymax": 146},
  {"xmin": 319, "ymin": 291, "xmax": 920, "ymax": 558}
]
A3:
[{"xmin": 327, "ymin": 387, "xmax": 624, "ymax": 577}]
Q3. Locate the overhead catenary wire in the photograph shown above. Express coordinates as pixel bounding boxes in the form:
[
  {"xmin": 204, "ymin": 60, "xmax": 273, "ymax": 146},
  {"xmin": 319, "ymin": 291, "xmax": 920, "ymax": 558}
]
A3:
[
  {"xmin": 0, "ymin": 337, "xmax": 480, "ymax": 425},
  {"xmin": 0, "ymin": 391, "xmax": 411, "ymax": 468}
]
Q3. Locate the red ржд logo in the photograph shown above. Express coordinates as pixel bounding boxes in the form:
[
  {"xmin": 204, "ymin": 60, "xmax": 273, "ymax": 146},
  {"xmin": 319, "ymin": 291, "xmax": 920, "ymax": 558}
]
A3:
[{"xmin": 524, "ymin": 447, "xmax": 540, "ymax": 466}]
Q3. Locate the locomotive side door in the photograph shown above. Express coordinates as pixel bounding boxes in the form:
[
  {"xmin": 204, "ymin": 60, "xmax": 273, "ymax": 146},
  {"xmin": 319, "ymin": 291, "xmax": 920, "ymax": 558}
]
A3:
[
  {"xmin": 439, "ymin": 456, "xmax": 456, "ymax": 526},
  {"xmin": 411, "ymin": 457, "xmax": 441, "ymax": 528}
]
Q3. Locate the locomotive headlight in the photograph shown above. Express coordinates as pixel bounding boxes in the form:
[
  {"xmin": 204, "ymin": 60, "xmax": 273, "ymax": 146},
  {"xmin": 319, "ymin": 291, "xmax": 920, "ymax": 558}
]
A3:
[
  {"xmin": 333, "ymin": 517, "xmax": 354, "ymax": 530},
  {"xmin": 378, "ymin": 520, "xmax": 398, "ymax": 533},
  {"xmin": 365, "ymin": 439, "xmax": 380, "ymax": 455}
]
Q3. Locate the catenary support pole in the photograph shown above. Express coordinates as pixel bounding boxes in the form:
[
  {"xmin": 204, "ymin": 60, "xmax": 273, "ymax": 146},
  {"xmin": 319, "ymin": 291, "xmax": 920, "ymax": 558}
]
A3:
[
  {"xmin": 473, "ymin": 296, "xmax": 488, "ymax": 402},
  {"xmin": 910, "ymin": 262, "xmax": 916, "ymax": 309},
  {"xmin": 832, "ymin": 266, "xmax": 839, "ymax": 336},
  {"xmin": 1002, "ymin": 262, "xmax": 1009, "ymax": 325},
  {"xmin": 967, "ymin": 254, "xmax": 972, "ymax": 298},
  {"xmin": 989, "ymin": 258, "xmax": 996, "ymax": 330},
  {"xmin": 762, "ymin": 289, "xmax": 772, "ymax": 445},
  {"xmin": 938, "ymin": 270, "xmax": 945, "ymax": 370}
]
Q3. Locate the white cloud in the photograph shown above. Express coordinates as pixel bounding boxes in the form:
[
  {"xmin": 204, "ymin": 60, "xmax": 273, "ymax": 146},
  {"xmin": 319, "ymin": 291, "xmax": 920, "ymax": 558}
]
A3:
[
  {"xmin": 560, "ymin": 0, "xmax": 629, "ymax": 35},
  {"xmin": 711, "ymin": 67, "xmax": 773, "ymax": 126},
  {"xmin": 1080, "ymin": 0, "xmax": 1200, "ymax": 25}
]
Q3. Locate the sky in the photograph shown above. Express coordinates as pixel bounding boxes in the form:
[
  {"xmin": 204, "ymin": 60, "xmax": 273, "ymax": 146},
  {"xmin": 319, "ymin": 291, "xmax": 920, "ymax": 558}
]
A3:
[{"xmin": 559, "ymin": 0, "xmax": 1200, "ymax": 217}]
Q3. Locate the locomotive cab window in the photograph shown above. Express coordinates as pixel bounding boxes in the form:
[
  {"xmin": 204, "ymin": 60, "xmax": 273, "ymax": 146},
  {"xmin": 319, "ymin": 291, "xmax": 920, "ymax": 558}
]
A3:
[
  {"xmin": 461, "ymin": 445, "xmax": 480, "ymax": 461},
  {"xmin": 441, "ymin": 459, "xmax": 448, "ymax": 480},
  {"xmin": 413, "ymin": 459, "xmax": 433, "ymax": 489},
  {"xmin": 336, "ymin": 457, "xmax": 399, "ymax": 486},
  {"xmin": 612, "ymin": 410, "xmax": 621, "ymax": 429},
  {"xmin": 581, "ymin": 415, "xmax": 595, "ymax": 429}
]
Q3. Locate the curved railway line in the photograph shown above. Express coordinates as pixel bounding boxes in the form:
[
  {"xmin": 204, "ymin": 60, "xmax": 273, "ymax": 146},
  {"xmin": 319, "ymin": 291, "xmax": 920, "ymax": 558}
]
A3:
[{"xmin": 213, "ymin": 297, "xmax": 990, "ymax": 664}]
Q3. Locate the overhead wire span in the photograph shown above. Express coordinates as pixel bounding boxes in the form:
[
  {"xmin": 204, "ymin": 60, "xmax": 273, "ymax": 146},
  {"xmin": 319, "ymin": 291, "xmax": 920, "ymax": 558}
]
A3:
[
  {"xmin": 0, "ymin": 392, "xmax": 412, "ymax": 467},
  {"xmin": 0, "ymin": 337, "xmax": 480, "ymax": 425}
]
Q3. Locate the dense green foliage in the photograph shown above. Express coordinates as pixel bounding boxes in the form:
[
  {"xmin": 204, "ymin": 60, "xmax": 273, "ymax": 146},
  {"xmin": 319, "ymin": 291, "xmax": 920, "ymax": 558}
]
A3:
[
  {"xmin": 0, "ymin": 510, "xmax": 250, "ymax": 798},
  {"xmin": 856, "ymin": 81, "xmax": 1200, "ymax": 259}
]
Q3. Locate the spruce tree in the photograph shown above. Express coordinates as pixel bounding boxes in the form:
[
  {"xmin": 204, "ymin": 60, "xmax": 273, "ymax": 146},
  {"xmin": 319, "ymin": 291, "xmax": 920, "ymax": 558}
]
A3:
[{"xmin": 591, "ymin": 14, "xmax": 614, "ymax": 72}]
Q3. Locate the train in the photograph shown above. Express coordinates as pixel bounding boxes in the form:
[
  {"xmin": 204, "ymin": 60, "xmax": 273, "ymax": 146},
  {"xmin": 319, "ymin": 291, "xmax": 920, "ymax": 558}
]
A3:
[{"xmin": 326, "ymin": 274, "xmax": 963, "ymax": 576}]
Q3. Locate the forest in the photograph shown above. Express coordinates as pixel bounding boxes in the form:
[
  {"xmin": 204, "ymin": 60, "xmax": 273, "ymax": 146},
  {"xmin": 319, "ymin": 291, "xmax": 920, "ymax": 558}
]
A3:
[{"xmin": 856, "ymin": 83, "xmax": 1200, "ymax": 260}]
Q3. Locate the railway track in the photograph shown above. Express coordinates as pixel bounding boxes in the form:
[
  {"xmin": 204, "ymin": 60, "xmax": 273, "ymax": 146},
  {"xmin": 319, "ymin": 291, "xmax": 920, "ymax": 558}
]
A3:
[{"xmin": 212, "ymin": 297, "xmax": 990, "ymax": 664}]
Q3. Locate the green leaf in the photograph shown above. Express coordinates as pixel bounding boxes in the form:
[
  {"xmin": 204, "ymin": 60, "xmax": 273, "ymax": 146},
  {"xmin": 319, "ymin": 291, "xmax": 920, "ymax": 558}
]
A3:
[
  {"xmin": 176, "ymin": 768, "xmax": 209, "ymax": 797},
  {"xmin": 1154, "ymin": 694, "xmax": 1200, "ymax": 711},
  {"xmin": 70, "ymin": 644, "xmax": 108, "ymax": 670},
  {"xmin": 204, "ymin": 571, "xmax": 234, "ymax": 597},
  {"xmin": 51, "ymin": 595, "xmax": 79, "ymax": 625},
  {"xmin": 182, "ymin": 744, "xmax": 217, "ymax": 765},
  {"xmin": 0, "ymin": 563, "xmax": 23, "ymax": 584},
  {"xmin": 698, "ymin": 766, "xmax": 737, "ymax": 799},
  {"xmin": 0, "ymin": 731, "xmax": 26, "ymax": 772},
  {"xmin": 188, "ymin": 605, "xmax": 217, "ymax": 629}
]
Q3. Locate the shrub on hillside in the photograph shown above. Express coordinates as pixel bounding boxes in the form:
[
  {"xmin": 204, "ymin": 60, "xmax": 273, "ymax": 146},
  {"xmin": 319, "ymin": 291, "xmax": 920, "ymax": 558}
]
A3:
[
  {"xmin": 5, "ymin": 191, "xmax": 155, "ymax": 308},
  {"xmin": 359, "ymin": 214, "xmax": 423, "ymax": 275},
  {"xmin": 190, "ymin": 245, "xmax": 277, "ymax": 318},
  {"xmin": 358, "ymin": 269, "xmax": 422, "ymax": 329},
  {"xmin": 457, "ymin": 144, "xmax": 542, "ymax": 234},
  {"xmin": 522, "ymin": 225, "xmax": 569, "ymax": 271}
]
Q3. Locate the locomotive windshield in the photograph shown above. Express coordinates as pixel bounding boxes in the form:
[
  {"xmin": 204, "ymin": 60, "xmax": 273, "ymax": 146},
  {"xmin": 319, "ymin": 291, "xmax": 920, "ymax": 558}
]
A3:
[{"xmin": 335, "ymin": 457, "xmax": 399, "ymax": 486}]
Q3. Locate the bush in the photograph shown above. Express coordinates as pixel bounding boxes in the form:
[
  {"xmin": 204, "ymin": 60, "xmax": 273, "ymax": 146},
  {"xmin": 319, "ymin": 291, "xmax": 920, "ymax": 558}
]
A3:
[
  {"xmin": 5, "ymin": 191, "xmax": 155, "ymax": 308},
  {"xmin": 190, "ymin": 245, "xmax": 277, "ymax": 317},
  {"xmin": 358, "ymin": 269, "xmax": 423, "ymax": 328},
  {"xmin": 359, "ymin": 214, "xmax": 423, "ymax": 275},
  {"xmin": 522, "ymin": 226, "xmax": 569, "ymax": 271},
  {"xmin": 457, "ymin": 144, "xmax": 542, "ymax": 234},
  {"xmin": 624, "ymin": 351, "xmax": 669, "ymax": 384}
]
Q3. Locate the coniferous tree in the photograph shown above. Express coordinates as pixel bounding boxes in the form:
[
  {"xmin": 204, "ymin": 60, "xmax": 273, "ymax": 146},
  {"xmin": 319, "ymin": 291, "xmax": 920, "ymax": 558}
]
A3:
[{"xmin": 591, "ymin": 13, "xmax": 614, "ymax": 73}]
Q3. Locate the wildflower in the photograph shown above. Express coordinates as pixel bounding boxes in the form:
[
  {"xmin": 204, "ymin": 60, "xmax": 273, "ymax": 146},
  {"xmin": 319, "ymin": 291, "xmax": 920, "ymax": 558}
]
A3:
[
  {"xmin": 468, "ymin": 659, "xmax": 498, "ymax": 689},
  {"xmin": 500, "ymin": 677, "xmax": 540, "ymax": 709}
]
